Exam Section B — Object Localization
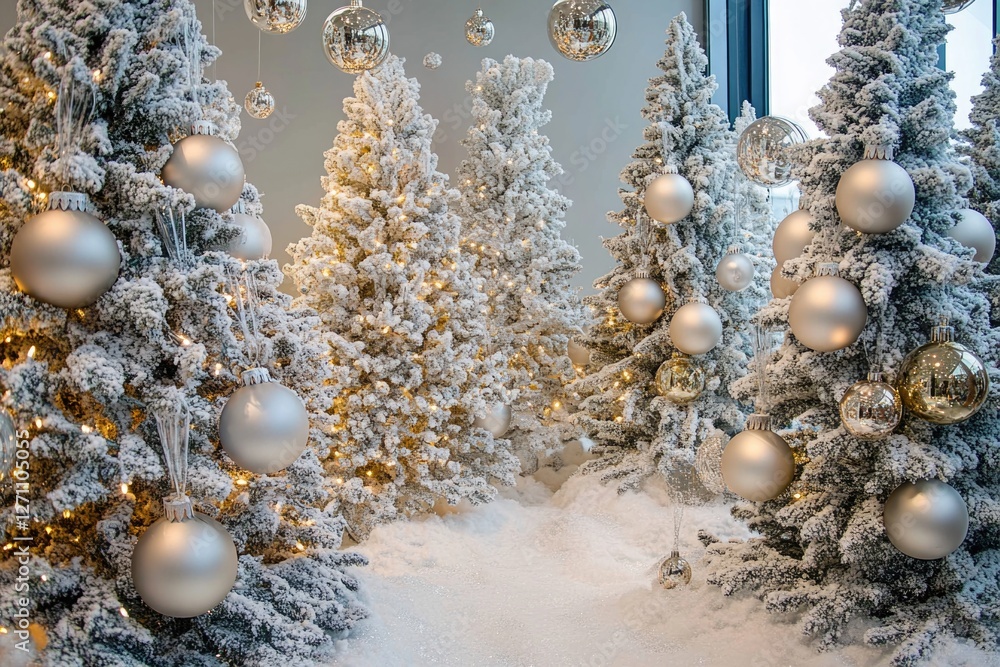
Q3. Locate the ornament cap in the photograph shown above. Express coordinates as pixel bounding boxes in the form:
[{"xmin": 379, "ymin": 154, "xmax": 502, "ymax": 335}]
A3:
[
  {"xmin": 746, "ymin": 413, "xmax": 773, "ymax": 431},
  {"xmin": 863, "ymin": 144, "xmax": 894, "ymax": 161},
  {"xmin": 241, "ymin": 367, "xmax": 273, "ymax": 386},
  {"xmin": 726, "ymin": 244, "xmax": 744, "ymax": 255},
  {"xmin": 48, "ymin": 190, "xmax": 90, "ymax": 212},
  {"xmin": 634, "ymin": 267, "xmax": 652, "ymax": 280},
  {"xmin": 254, "ymin": 81, "xmax": 264, "ymax": 89},
  {"xmin": 867, "ymin": 370, "xmax": 884, "ymax": 383},
  {"xmin": 930, "ymin": 317, "xmax": 955, "ymax": 343},
  {"xmin": 816, "ymin": 262, "xmax": 840, "ymax": 278},
  {"xmin": 162, "ymin": 493, "xmax": 195, "ymax": 522},
  {"xmin": 688, "ymin": 294, "xmax": 709, "ymax": 305},
  {"xmin": 190, "ymin": 120, "xmax": 219, "ymax": 137},
  {"xmin": 661, "ymin": 164, "xmax": 679, "ymax": 175},
  {"xmin": 669, "ymin": 549, "xmax": 681, "ymax": 559},
  {"xmin": 473, "ymin": 7, "xmax": 484, "ymax": 16},
  {"xmin": 230, "ymin": 199, "xmax": 249, "ymax": 215}
]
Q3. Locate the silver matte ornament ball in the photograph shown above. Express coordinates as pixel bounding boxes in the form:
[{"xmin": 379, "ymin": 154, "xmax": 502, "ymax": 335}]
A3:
[
  {"xmin": 737, "ymin": 116, "xmax": 808, "ymax": 188},
  {"xmin": 839, "ymin": 371, "xmax": 902, "ymax": 440},
  {"xmin": 219, "ymin": 368, "xmax": 310, "ymax": 474},
  {"xmin": 883, "ymin": 479, "xmax": 969, "ymax": 560},
  {"xmin": 547, "ymin": 0, "xmax": 617, "ymax": 62},
  {"xmin": 947, "ymin": 208, "xmax": 996, "ymax": 264},
  {"xmin": 132, "ymin": 506, "xmax": 238, "ymax": 617},
  {"xmin": 715, "ymin": 246, "xmax": 755, "ymax": 292},
  {"xmin": 773, "ymin": 208, "xmax": 815, "ymax": 265},
  {"xmin": 465, "ymin": 7, "xmax": 495, "ymax": 47},
  {"xmin": 473, "ymin": 402, "xmax": 512, "ymax": 438},
  {"xmin": 10, "ymin": 192, "xmax": 120, "ymax": 309},
  {"xmin": 567, "ymin": 339, "xmax": 591, "ymax": 367},
  {"xmin": 770, "ymin": 267, "xmax": 799, "ymax": 299},
  {"xmin": 788, "ymin": 264, "xmax": 867, "ymax": 352},
  {"xmin": 244, "ymin": 0, "xmax": 308, "ymax": 33},
  {"xmin": 244, "ymin": 82, "xmax": 275, "ymax": 120},
  {"xmin": 644, "ymin": 167, "xmax": 694, "ymax": 225},
  {"xmin": 322, "ymin": 1, "xmax": 390, "ymax": 74},
  {"xmin": 721, "ymin": 414, "xmax": 795, "ymax": 502},
  {"xmin": 618, "ymin": 273, "xmax": 666, "ymax": 325},
  {"xmin": 836, "ymin": 146, "xmax": 915, "ymax": 234},
  {"xmin": 223, "ymin": 211, "xmax": 273, "ymax": 261},
  {"xmin": 669, "ymin": 301, "xmax": 723, "ymax": 356},
  {"xmin": 658, "ymin": 550, "xmax": 692, "ymax": 590},
  {"xmin": 161, "ymin": 122, "xmax": 245, "ymax": 213}
]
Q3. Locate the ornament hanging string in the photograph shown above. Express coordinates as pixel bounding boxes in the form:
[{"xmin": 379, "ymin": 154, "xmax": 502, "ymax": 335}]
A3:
[
  {"xmin": 154, "ymin": 403, "xmax": 191, "ymax": 500},
  {"xmin": 54, "ymin": 68, "xmax": 96, "ymax": 188},
  {"xmin": 153, "ymin": 204, "xmax": 190, "ymax": 267},
  {"xmin": 177, "ymin": 8, "xmax": 201, "ymax": 111},
  {"xmin": 862, "ymin": 317, "xmax": 886, "ymax": 375},
  {"xmin": 671, "ymin": 503, "xmax": 684, "ymax": 552},
  {"xmin": 636, "ymin": 213, "xmax": 655, "ymax": 270},
  {"xmin": 751, "ymin": 323, "xmax": 775, "ymax": 413},
  {"xmin": 257, "ymin": 30, "xmax": 262, "ymax": 82},
  {"xmin": 228, "ymin": 267, "xmax": 265, "ymax": 368}
]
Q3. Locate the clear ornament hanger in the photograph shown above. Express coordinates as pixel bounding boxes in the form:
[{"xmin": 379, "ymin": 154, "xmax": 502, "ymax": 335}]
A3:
[
  {"xmin": 227, "ymin": 267, "xmax": 266, "ymax": 369},
  {"xmin": 54, "ymin": 68, "xmax": 96, "ymax": 188},
  {"xmin": 750, "ymin": 323, "xmax": 779, "ymax": 414},
  {"xmin": 154, "ymin": 402, "xmax": 194, "ymax": 521},
  {"xmin": 153, "ymin": 205, "xmax": 191, "ymax": 267}
]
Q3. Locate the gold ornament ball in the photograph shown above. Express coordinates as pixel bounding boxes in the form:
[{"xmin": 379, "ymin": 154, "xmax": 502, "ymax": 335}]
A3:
[
  {"xmin": 658, "ymin": 551, "xmax": 692, "ymax": 590},
  {"xmin": 473, "ymin": 402, "xmax": 512, "ymax": 438},
  {"xmin": 883, "ymin": 479, "xmax": 969, "ymax": 560},
  {"xmin": 839, "ymin": 372, "xmax": 901, "ymax": 440},
  {"xmin": 161, "ymin": 131, "xmax": 246, "ymax": 213},
  {"xmin": 770, "ymin": 267, "xmax": 799, "ymax": 299},
  {"xmin": 567, "ymin": 339, "xmax": 591, "ymax": 367},
  {"xmin": 465, "ymin": 8, "xmax": 495, "ymax": 47},
  {"xmin": 897, "ymin": 329, "xmax": 989, "ymax": 425},
  {"xmin": 668, "ymin": 301, "xmax": 723, "ymax": 356},
  {"xmin": 644, "ymin": 171, "xmax": 695, "ymax": 225},
  {"xmin": 322, "ymin": 1, "xmax": 390, "ymax": 74},
  {"xmin": 618, "ymin": 276, "xmax": 666, "ymax": 325},
  {"xmin": 654, "ymin": 354, "xmax": 705, "ymax": 405},
  {"xmin": 836, "ymin": 156, "xmax": 915, "ymax": 234},
  {"xmin": 721, "ymin": 416, "xmax": 795, "ymax": 502},
  {"xmin": 788, "ymin": 272, "xmax": 867, "ymax": 352},
  {"xmin": 947, "ymin": 208, "xmax": 996, "ymax": 264},
  {"xmin": 773, "ymin": 208, "xmax": 815, "ymax": 265},
  {"xmin": 244, "ymin": 82, "xmax": 275, "ymax": 120},
  {"xmin": 547, "ymin": 0, "xmax": 617, "ymax": 62}
]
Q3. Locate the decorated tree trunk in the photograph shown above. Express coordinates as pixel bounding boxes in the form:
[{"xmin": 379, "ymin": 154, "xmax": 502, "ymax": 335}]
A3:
[
  {"xmin": 703, "ymin": 1, "xmax": 1000, "ymax": 663},
  {"xmin": 286, "ymin": 55, "xmax": 518, "ymax": 540},
  {"xmin": 0, "ymin": 2, "xmax": 366, "ymax": 664}
]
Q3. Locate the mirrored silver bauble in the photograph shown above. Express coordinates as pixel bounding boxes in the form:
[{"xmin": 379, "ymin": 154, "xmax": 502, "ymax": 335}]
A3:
[
  {"xmin": 836, "ymin": 148, "xmax": 915, "ymax": 234},
  {"xmin": 770, "ymin": 267, "xmax": 799, "ymax": 299},
  {"xmin": 721, "ymin": 414, "xmax": 795, "ymax": 502},
  {"xmin": 223, "ymin": 212, "xmax": 273, "ymax": 261},
  {"xmin": 322, "ymin": 1, "xmax": 390, "ymax": 74},
  {"xmin": 773, "ymin": 208, "xmax": 815, "ymax": 265},
  {"xmin": 947, "ymin": 208, "xmax": 996, "ymax": 264},
  {"xmin": 715, "ymin": 247, "xmax": 755, "ymax": 292},
  {"xmin": 161, "ymin": 123, "xmax": 246, "ymax": 213},
  {"xmin": 883, "ymin": 479, "xmax": 969, "ymax": 560},
  {"xmin": 942, "ymin": 0, "xmax": 977, "ymax": 14},
  {"xmin": 465, "ymin": 7, "xmax": 495, "ymax": 47},
  {"xmin": 655, "ymin": 353, "xmax": 705, "ymax": 405},
  {"xmin": 219, "ymin": 369, "xmax": 310, "ymax": 474},
  {"xmin": 658, "ymin": 550, "xmax": 692, "ymax": 590},
  {"xmin": 547, "ymin": 0, "xmax": 617, "ymax": 62},
  {"xmin": 618, "ymin": 274, "xmax": 666, "ymax": 325},
  {"xmin": 788, "ymin": 264, "xmax": 867, "ymax": 352},
  {"xmin": 644, "ymin": 168, "xmax": 694, "ymax": 225},
  {"xmin": 839, "ymin": 372, "xmax": 901, "ymax": 440},
  {"xmin": 567, "ymin": 339, "xmax": 591, "ymax": 367},
  {"xmin": 695, "ymin": 432, "xmax": 728, "ymax": 495},
  {"xmin": 669, "ymin": 301, "xmax": 723, "ymax": 356},
  {"xmin": 10, "ymin": 192, "xmax": 120, "ymax": 309},
  {"xmin": 132, "ymin": 510, "xmax": 238, "ymax": 617},
  {"xmin": 244, "ymin": 82, "xmax": 275, "ymax": 120},
  {"xmin": 473, "ymin": 402, "xmax": 512, "ymax": 438},
  {"xmin": 244, "ymin": 0, "xmax": 307, "ymax": 34},
  {"xmin": 737, "ymin": 116, "xmax": 808, "ymax": 188}
]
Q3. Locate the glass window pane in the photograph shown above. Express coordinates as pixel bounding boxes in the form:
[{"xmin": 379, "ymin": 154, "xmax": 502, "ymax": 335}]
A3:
[{"xmin": 947, "ymin": 1, "xmax": 994, "ymax": 131}]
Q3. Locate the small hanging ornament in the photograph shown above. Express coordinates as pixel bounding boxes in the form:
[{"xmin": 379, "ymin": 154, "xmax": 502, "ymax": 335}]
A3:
[
  {"xmin": 244, "ymin": 0, "xmax": 308, "ymax": 34},
  {"xmin": 161, "ymin": 121, "xmax": 246, "ymax": 213},
  {"xmin": 473, "ymin": 402, "xmax": 512, "ymax": 438},
  {"xmin": 788, "ymin": 263, "xmax": 867, "ymax": 352},
  {"xmin": 836, "ymin": 144, "xmax": 915, "ymax": 234},
  {"xmin": 695, "ymin": 432, "xmax": 728, "ymax": 495},
  {"xmin": 669, "ymin": 299, "xmax": 723, "ymax": 356},
  {"xmin": 655, "ymin": 352, "xmax": 705, "ymax": 405},
  {"xmin": 770, "ymin": 267, "xmax": 799, "ymax": 298},
  {"xmin": 715, "ymin": 245, "xmax": 755, "ymax": 292},
  {"xmin": 11, "ymin": 191, "xmax": 121, "ymax": 309},
  {"xmin": 322, "ymin": 0, "xmax": 390, "ymax": 74},
  {"xmin": 839, "ymin": 371, "xmax": 902, "ymax": 440},
  {"xmin": 658, "ymin": 550, "xmax": 692, "ymax": 590},
  {"xmin": 465, "ymin": 7, "xmax": 495, "ymax": 47},
  {"xmin": 244, "ymin": 82, "xmax": 275, "ymax": 120},
  {"xmin": 567, "ymin": 338, "xmax": 591, "ymax": 367},
  {"xmin": 132, "ymin": 406, "xmax": 238, "ymax": 617},
  {"xmin": 547, "ymin": 0, "xmax": 617, "ymax": 62},
  {"xmin": 644, "ymin": 165, "xmax": 694, "ymax": 225},
  {"xmin": 618, "ymin": 269, "xmax": 666, "ymax": 325},
  {"xmin": 947, "ymin": 208, "xmax": 996, "ymax": 264},
  {"xmin": 883, "ymin": 478, "xmax": 969, "ymax": 560},
  {"xmin": 737, "ymin": 116, "xmax": 808, "ymax": 188},
  {"xmin": 222, "ymin": 199, "xmax": 273, "ymax": 260},
  {"xmin": 896, "ymin": 317, "xmax": 989, "ymax": 425},
  {"xmin": 773, "ymin": 206, "xmax": 815, "ymax": 266}
]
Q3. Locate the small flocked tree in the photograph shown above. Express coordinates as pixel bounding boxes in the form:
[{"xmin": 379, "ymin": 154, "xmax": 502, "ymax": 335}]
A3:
[
  {"xmin": 456, "ymin": 55, "xmax": 591, "ymax": 468},
  {"xmin": 0, "ymin": 2, "xmax": 366, "ymax": 665},
  {"xmin": 571, "ymin": 14, "xmax": 771, "ymax": 492},
  {"xmin": 286, "ymin": 55, "xmax": 518, "ymax": 540},
  {"xmin": 704, "ymin": 1, "xmax": 1000, "ymax": 663}
]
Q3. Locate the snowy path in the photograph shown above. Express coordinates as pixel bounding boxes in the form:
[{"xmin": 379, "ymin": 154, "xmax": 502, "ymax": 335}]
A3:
[{"xmin": 334, "ymin": 472, "xmax": 992, "ymax": 667}]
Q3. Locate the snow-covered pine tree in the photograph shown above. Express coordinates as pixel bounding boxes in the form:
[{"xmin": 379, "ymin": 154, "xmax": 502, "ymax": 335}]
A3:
[
  {"xmin": 571, "ymin": 14, "xmax": 771, "ymax": 492},
  {"xmin": 286, "ymin": 55, "xmax": 518, "ymax": 540},
  {"xmin": 0, "ymin": 2, "xmax": 366, "ymax": 664},
  {"xmin": 703, "ymin": 1, "xmax": 1000, "ymax": 662},
  {"xmin": 455, "ymin": 55, "xmax": 591, "ymax": 468}
]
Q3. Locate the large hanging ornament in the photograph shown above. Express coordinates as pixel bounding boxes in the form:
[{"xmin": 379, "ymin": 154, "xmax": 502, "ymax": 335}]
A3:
[
  {"xmin": 788, "ymin": 263, "xmax": 867, "ymax": 352},
  {"xmin": 669, "ymin": 300, "xmax": 723, "ymax": 356},
  {"xmin": 473, "ymin": 402, "xmax": 512, "ymax": 438},
  {"xmin": 839, "ymin": 371, "xmax": 902, "ymax": 440},
  {"xmin": 11, "ymin": 191, "xmax": 120, "ymax": 309},
  {"xmin": 322, "ymin": 1, "xmax": 390, "ymax": 74},
  {"xmin": 222, "ymin": 200, "xmax": 273, "ymax": 260},
  {"xmin": 737, "ymin": 116, "xmax": 808, "ymax": 188},
  {"xmin": 244, "ymin": 82, "xmax": 276, "ymax": 120},
  {"xmin": 883, "ymin": 479, "xmax": 969, "ymax": 560},
  {"xmin": 695, "ymin": 432, "xmax": 728, "ymax": 495},
  {"xmin": 567, "ymin": 339, "xmax": 591, "ymax": 367},
  {"xmin": 896, "ymin": 318, "xmax": 989, "ymax": 425},
  {"xmin": 658, "ymin": 550, "xmax": 692, "ymax": 590},
  {"xmin": 942, "ymin": 0, "xmax": 977, "ymax": 14},
  {"xmin": 655, "ymin": 353, "xmax": 705, "ymax": 405},
  {"xmin": 715, "ymin": 245, "xmax": 755, "ymax": 292},
  {"xmin": 772, "ymin": 207, "xmax": 815, "ymax": 265},
  {"xmin": 618, "ymin": 270, "xmax": 666, "ymax": 325},
  {"xmin": 836, "ymin": 145, "xmax": 915, "ymax": 234},
  {"xmin": 161, "ymin": 121, "xmax": 246, "ymax": 213},
  {"xmin": 644, "ymin": 166, "xmax": 694, "ymax": 225},
  {"xmin": 219, "ymin": 368, "xmax": 310, "ymax": 474},
  {"xmin": 770, "ymin": 267, "xmax": 799, "ymax": 298},
  {"xmin": 244, "ymin": 0, "xmax": 308, "ymax": 34},
  {"xmin": 547, "ymin": 0, "xmax": 617, "ymax": 62},
  {"xmin": 947, "ymin": 208, "xmax": 996, "ymax": 264},
  {"xmin": 465, "ymin": 7, "xmax": 495, "ymax": 47},
  {"xmin": 721, "ymin": 413, "xmax": 795, "ymax": 502}
]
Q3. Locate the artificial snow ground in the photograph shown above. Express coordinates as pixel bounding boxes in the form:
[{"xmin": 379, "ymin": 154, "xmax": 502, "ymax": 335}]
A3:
[{"xmin": 335, "ymin": 452, "xmax": 997, "ymax": 667}]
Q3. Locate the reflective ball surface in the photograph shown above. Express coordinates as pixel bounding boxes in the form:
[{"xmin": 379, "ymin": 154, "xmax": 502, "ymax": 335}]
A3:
[
  {"xmin": 658, "ymin": 551, "xmax": 692, "ymax": 590},
  {"xmin": 244, "ymin": 82, "xmax": 275, "ymax": 120},
  {"xmin": 618, "ymin": 277, "xmax": 666, "ymax": 325},
  {"xmin": 219, "ymin": 381, "xmax": 310, "ymax": 474},
  {"xmin": 715, "ymin": 251, "xmax": 755, "ymax": 292},
  {"xmin": 836, "ymin": 158, "xmax": 915, "ymax": 234},
  {"xmin": 465, "ymin": 8, "xmax": 495, "ymax": 47},
  {"xmin": 788, "ymin": 274, "xmax": 867, "ymax": 352},
  {"xmin": 547, "ymin": 0, "xmax": 617, "ymax": 62},
  {"xmin": 942, "ymin": 0, "xmax": 977, "ymax": 14},
  {"xmin": 737, "ymin": 116, "xmax": 808, "ymax": 188},
  {"xmin": 473, "ymin": 402, "xmax": 512, "ymax": 438},
  {"xmin": 222, "ymin": 212, "xmax": 273, "ymax": 261},
  {"xmin": 162, "ymin": 133, "xmax": 246, "ymax": 213},
  {"xmin": 322, "ymin": 2, "xmax": 390, "ymax": 74},
  {"xmin": 654, "ymin": 355, "xmax": 705, "ymax": 405},
  {"xmin": 244, "ymin": 0, "xmax": 307, "ymax": 34},
  {"xmin": 721, "ymin": 426, "xmax": 795, "ymax": 502},
  {"xmin": 897, "ymin": 339, "xmax": 989, "ymax": 425},
  {"xmin": 839, "ymin": 375, "xmax": 902, "ymax": 440},
  {"xmin": 644, "ymin": 172, "xmax": 694, "ymax": 225},
  {"xmin": 883, "ymin": 479, "xmax": 969, "ymax": 560},
  {"xmin": 947, "ymin": 208, "xmax": 996, "ymax": 264},
  {"xmin": 669, "ymin": 302, "xmax": 723, "ymax": 356}
]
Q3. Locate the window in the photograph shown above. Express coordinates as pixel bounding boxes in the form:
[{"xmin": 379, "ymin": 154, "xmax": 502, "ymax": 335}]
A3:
[{"xmin": 947, "ymin": 1, "xmax": 995, "ymax": 130}]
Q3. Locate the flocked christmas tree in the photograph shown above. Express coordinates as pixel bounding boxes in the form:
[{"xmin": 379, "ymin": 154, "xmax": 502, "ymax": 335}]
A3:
[
  {"xmin": 286, "ymin": 55, "xmax": 518, "ymax": 540},
  {"xmin": 571, "ymin": 14, "xmax": 771, "ymax": 493},
  {"xmin": 704, "ymin": 1, "xmax": 1000, "ymax": 662},
  {"xmin": 0, "ymin": 1, "xmax": 367, "ymax": 664},
  {"xmin": 455, "ymin": 55, "xmax": 591, "ymax": 468}
]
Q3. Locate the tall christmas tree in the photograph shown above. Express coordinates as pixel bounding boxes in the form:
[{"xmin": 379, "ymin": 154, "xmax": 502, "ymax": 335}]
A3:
[
  {"xmin": 704, "ymin": 1, "xmax": 1000, "ymax": 662},
  {"xmin": 0, "ymin": 2, "xmax": 366, "ymax": 664},
  {"xmin": 571, "ymin": 14, "xmax": 771, "ymax": 493},
  {"xmin": 455, "ymin": 55, "xmax": 591, "ymax": 467},
  {"xmin": 286, "ymin": 55, "xmax": 518, "ymax": 540}
]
